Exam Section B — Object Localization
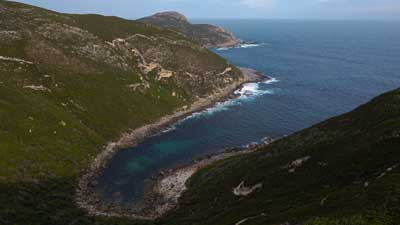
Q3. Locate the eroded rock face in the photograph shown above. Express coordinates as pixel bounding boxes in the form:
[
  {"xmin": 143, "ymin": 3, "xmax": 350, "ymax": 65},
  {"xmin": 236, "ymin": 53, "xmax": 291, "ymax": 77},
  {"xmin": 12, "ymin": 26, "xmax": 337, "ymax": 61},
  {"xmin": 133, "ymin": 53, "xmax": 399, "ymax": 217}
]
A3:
[
  {"xmin": 153, "ymin": 11, "xmax": 188, "ymax": 22},
  {"xmin": 138, "ymin": 11, "xmax": 242, "ymax": 48}
]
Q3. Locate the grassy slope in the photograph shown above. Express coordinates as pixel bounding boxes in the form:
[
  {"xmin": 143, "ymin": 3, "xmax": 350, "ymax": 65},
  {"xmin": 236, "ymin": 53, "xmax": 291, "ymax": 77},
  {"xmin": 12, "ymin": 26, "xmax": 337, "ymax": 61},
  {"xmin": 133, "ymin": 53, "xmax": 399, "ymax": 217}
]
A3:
[
  {"xmin": 0, "ymin": 1, "xmax": 236, "ymax": 224},
  {"xmin": 162, "ymin": 88, "xmax": 400, "ymax": 225}
]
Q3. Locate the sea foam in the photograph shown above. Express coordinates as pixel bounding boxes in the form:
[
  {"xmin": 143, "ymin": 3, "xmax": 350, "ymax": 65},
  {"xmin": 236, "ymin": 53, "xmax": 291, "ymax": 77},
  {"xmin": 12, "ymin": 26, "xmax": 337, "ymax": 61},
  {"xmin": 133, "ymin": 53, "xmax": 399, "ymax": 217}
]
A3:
[
  {"xmin": 161, "ymin": 77, "xmax": 279, "ymax": 133},
  {"xmin": 216, "ymin": 43, "xmax": 265, "ymax": 51},
  {"xmin": 263, "ymin": 77, "xmax": 279, "ymax": 84},
  {"xmin": 185, "ymin": 79, "xmax": 278, "ymax": 120}
]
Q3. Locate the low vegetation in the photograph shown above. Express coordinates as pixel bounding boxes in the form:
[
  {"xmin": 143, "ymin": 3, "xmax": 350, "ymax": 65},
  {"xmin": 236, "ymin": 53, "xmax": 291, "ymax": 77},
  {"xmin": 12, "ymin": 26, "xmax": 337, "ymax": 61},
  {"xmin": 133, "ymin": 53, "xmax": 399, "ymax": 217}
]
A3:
[
  {"xmin": 1, "ymin": 1, "xmax": 399, "ymax": 225},
  {"xmin": 162, "ymin": 88, "xmax": 400, "ymax": 225},
  {"xmin": 0, "ymin": 1, "xmax": 241, "ymax": 224}
]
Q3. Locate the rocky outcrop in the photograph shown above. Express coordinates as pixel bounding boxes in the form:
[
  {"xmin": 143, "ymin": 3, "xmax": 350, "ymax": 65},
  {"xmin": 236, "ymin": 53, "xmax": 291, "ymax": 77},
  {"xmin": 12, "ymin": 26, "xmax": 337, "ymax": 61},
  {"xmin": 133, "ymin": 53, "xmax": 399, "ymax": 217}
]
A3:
[
  {"xmin": 138, "ymin": 11, "xmax": 242, "ymax": 48},
  {"xmin": 153, "ymin": 11, "xmax": 188, "ymax": 22},
  {"xmin": 233, "ymin": 181, "xmax": 263, "ymax": 196}
]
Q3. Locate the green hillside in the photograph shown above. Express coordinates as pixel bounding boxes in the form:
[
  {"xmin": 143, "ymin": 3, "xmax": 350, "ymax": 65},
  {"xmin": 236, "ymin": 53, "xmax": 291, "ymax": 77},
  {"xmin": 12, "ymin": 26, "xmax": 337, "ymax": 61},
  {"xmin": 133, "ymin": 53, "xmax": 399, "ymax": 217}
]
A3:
[
  {"xmin": 0, "ymin": 1, "xmax": 242, "ymax": 224},
  {"xmin": 163, "ymin": 88, "xmax": 400, "ymax": 225},
  {"xmin": 1, "ymin": 1, "xmax": 399, "ymax": 225}
]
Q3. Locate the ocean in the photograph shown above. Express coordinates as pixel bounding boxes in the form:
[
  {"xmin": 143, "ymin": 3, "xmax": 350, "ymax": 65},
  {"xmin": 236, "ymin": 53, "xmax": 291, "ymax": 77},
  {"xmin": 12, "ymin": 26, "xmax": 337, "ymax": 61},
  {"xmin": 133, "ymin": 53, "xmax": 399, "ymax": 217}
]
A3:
[{"xmin": 97, "ymin": 20, "xmax": 400, "ymax": 205}]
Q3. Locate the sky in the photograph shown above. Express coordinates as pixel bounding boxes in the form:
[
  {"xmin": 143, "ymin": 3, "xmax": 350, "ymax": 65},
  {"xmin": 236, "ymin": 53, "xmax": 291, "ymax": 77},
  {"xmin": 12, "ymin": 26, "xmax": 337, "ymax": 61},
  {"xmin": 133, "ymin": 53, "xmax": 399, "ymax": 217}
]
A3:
[{"xmin": 12, "ymin": 0, "xmax": 400, "ymax": 20}]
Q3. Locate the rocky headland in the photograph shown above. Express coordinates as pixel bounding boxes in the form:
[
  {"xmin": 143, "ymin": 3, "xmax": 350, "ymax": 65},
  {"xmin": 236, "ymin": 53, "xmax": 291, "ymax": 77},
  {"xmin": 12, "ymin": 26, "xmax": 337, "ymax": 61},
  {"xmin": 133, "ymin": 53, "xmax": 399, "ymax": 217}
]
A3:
[{"xmin": 138, "ymin": 11, "xmax": 242, "ymax": 48}]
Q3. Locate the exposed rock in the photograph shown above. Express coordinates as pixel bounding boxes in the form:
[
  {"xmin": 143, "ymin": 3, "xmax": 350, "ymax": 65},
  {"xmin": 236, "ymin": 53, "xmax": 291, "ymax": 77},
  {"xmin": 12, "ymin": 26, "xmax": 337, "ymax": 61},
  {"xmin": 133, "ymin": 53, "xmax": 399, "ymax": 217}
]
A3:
[
  {"xmin": 158, "ymin": 68, "xmax": 174, "ymax": 80},
  {"xmin": 143, "ymin": 62, "xmax": 159, "ymax": 74},
  {"xmin": 138, "ymin": 11, "xmax": 242, "ymax": 48},
  {"xmin": 23, "ymin": 85, "xmax": 50, "ymax": 92},
  {"xmin": 233, "ymin": 181, "xmax": 263, "ymax": 196},
  {"xmin": 0, "ymin": 56, "xmax": 33, "ymax": 64},
  {"xmin": 284, "ymin": 156, "xmax": 311, "ymax": 173},
  {"xmin": 219, "ymin": 67, "xmax": 233, "ymax": 75}
]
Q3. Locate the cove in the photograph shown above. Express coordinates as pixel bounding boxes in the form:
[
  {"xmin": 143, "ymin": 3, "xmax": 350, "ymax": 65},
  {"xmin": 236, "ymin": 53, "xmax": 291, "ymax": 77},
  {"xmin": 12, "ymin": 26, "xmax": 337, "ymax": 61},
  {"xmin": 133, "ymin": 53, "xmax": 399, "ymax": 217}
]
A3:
[
  {"xmin": 96, "ymin": 79, "xmax": 279, "ymax": 208},
  {"xmin": 96, "ymin": 20, "xmax": 400, "ymax": 210}
]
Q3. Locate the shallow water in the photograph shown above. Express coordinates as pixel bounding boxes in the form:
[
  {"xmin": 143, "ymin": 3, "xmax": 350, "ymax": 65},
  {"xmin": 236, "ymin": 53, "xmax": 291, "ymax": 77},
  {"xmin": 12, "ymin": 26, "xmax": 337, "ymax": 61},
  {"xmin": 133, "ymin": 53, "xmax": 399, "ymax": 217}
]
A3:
[{"xmin": 97, "ymin": 20, "xmax": 400, "ymax": 206}]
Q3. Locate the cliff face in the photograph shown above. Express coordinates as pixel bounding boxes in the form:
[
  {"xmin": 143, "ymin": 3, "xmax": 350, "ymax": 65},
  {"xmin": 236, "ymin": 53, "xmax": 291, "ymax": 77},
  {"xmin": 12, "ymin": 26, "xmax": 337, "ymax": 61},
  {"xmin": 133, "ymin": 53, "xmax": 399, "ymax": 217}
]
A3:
[
  {"xmin": 138, "ymin": 11, "xmax": 241, "ymax": 48},
  {"xmin": 0, "ymin": 1, "xmax": 244, "ymax": 224},
  {"xmin": 163, "ymin": 88, "xmax": 400, "ymax": 225}
]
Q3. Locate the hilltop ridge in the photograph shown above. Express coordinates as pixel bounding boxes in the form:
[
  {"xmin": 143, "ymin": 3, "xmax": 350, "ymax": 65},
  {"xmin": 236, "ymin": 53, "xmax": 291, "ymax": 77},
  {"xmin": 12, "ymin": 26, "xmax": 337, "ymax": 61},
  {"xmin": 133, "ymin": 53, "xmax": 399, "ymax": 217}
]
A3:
[
  {"xmin": 138, "ymin": 11, "xmax": 241, "ymax": 48},
  {"xmin": 152, "ymin": 11, "xmax": 189, "ymax": 22}
]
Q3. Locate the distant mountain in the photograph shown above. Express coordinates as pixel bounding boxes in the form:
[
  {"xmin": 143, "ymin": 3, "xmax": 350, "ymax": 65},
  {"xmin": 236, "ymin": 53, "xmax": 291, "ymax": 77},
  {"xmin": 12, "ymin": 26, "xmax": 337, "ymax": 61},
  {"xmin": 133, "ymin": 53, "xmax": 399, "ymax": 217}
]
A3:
[
  {"xmin": 138, "ymin": 11, "xmax": 241, "ymax": 48},
  {"xmin": 163, "ymin": 88, "xmax": 400, "ymax": 225}
]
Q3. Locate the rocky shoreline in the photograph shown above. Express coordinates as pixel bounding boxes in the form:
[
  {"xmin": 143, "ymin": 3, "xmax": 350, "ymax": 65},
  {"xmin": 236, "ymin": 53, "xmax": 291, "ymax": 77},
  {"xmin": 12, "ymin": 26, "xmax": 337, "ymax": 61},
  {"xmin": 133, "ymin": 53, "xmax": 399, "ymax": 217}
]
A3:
[
  {"xmin": 138, "ymin": 136, "xmax": 275, "ymax": 218},
  {"xmin": 75, "ymin": 68, "xmax": 267, "ymax": 220}
]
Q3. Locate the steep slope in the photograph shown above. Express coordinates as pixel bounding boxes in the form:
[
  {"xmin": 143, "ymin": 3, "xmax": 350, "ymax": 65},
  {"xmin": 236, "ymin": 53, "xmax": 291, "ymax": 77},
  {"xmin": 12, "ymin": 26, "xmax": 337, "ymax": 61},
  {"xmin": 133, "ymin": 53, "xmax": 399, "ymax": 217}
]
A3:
[
  {"xmin": 163, "ymin": 88, "xmax": 400, "ymax": 225},
  {"xmin": 138, "ymin": 11, "xmax": 241, "ymax": 48},
  {"xmin": 0, "ymin": 1, "xmax": 245, "ymax": 224}
]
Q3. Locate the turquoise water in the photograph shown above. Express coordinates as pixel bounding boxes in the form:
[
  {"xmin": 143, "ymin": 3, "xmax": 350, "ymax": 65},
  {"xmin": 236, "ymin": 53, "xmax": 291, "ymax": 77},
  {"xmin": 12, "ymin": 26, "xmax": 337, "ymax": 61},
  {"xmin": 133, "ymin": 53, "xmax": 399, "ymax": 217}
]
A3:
[{"xmin": 98, "ymin": 20, "xmax": 400, "ymax": 205}]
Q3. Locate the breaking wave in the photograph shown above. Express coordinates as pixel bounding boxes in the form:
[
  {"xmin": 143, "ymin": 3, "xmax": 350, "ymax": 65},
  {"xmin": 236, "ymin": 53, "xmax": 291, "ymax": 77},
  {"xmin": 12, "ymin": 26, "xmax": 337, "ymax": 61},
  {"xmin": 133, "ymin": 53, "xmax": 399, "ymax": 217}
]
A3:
[
  {"xmin": 264, "ymin": 77, "xmax": 279, "ymax": 84},
  {"xmin": 216, "ymin": 43, "xmax": 266, "ymax": 51},
  {"xmin": 160, "ymin": 78, "xmax": 279, "ymax": 133}
]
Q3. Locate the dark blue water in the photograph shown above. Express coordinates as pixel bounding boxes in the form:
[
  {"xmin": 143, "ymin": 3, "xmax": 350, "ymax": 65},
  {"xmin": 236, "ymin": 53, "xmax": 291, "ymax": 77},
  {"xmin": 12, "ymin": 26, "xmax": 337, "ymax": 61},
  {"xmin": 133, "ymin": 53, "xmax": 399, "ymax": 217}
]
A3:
[{"xmin": 98, "ymin": 20, "xmax": 400, "ymax": 205}]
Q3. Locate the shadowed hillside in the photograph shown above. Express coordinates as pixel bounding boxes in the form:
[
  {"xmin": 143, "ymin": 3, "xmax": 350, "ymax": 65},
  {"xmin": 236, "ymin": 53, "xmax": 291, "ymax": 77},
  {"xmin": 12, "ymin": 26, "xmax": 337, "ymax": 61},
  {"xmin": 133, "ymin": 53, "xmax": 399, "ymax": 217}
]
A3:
[{"xmin": 163, "ymin": 88, "xmax": 400, "ymax": 225}]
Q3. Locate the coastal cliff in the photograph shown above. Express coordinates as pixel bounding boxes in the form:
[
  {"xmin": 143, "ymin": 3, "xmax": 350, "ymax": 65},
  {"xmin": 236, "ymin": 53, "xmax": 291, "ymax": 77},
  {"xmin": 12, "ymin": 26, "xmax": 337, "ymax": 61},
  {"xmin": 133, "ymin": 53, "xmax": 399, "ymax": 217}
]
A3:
[{"xmin": 138, "ymin": 11, "xmax": 242, "ymax": 48}]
